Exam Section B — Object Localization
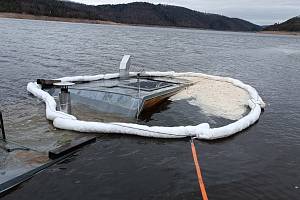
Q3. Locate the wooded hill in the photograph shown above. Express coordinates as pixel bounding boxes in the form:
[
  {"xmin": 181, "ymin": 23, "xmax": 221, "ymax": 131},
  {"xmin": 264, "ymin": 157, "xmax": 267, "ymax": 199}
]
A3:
[
  {"xmin": 264, "ymin": 16, "xmax": 300, "ymax": 32},
  {"xmin": 0, "ymin": 0, "xmax": 261, "ymax": 31}
]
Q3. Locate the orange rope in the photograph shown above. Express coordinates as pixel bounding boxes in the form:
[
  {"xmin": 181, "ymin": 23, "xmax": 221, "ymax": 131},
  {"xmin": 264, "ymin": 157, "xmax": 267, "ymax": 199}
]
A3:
[{"xmin": 191, "ymin": 139, "xmax": 209, "ymax": 200}]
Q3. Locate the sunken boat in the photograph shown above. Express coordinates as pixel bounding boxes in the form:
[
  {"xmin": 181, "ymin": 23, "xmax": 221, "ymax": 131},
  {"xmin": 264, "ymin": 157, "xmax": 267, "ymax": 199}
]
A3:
[{"xmin": 38, "ymin": 55, "xmax": 190, "ymax": 118}]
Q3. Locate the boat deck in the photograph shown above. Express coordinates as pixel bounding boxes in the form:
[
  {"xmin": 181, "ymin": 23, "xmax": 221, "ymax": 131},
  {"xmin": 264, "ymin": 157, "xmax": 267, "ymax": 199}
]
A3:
[{"xmin": 63, "ymin": 76, "xmax": 189, "ymax": 117}]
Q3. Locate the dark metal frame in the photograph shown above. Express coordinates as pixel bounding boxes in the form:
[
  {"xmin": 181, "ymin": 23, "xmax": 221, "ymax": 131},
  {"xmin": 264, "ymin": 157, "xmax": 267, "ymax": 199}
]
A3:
[
  {"xmin": 118, "ymin": 78, "xmax": 178, "ymax": 92},
  {"xmin": 0, "ymin": 111, "xmax": 6, "ymax": 141}
]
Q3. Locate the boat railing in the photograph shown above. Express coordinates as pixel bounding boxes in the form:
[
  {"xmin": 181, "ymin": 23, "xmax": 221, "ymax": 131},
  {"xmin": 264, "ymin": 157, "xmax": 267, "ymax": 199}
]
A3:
[
  {"xmin": 131, "ymin": 63, "xmax": 145, "ymax": 71},
  {"xmin": 136, "ymin": 69, "xmax": 145, "ymax": 118},
  {"xmin": 0, "ymin": 111, "xmax": 6, "ymax": 141}
]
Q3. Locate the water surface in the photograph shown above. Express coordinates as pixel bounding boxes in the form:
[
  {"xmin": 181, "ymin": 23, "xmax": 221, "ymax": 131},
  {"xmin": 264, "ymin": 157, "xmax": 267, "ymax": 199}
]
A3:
[{"xmin": 0, "ymin": 18, "xmax": 300, "ymax": 199}]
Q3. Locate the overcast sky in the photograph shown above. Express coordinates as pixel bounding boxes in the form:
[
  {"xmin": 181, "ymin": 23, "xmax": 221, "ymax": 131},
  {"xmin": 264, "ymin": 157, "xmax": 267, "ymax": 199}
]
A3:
[{"xmin": 71, "ymin": 0, "xmax": 300, "ymax": 25}]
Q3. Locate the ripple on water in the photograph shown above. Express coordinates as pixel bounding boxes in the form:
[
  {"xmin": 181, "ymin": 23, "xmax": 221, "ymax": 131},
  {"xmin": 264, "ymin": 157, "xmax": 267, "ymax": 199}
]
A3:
[{"xmin": 0, "ymin": 18, "xmax": 300, "ymax": 199}]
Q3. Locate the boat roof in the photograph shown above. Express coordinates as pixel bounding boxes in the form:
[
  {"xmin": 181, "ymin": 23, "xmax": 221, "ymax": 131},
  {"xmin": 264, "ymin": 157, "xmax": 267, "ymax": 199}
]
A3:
[{"xmin": 68, "ymin": 76, "xmax": 189, "ymax": 100}]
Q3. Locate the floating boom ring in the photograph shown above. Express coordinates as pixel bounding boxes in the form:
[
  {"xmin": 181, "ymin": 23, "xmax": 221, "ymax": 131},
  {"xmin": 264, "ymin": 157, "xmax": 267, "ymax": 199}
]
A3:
[{"xmin": 27, "ymin": 72, "xmax": 265, "ymax": 140}]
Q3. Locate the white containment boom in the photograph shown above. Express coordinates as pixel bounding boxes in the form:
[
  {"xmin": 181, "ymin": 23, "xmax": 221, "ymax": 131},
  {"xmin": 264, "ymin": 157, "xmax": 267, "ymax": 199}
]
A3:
[{"xmin": 27, "ymin": 71, "xmax": 265, "ymax": 140}]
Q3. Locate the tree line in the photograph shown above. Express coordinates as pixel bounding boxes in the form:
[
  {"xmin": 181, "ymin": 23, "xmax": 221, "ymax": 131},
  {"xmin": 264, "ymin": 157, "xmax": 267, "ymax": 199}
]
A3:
[{"xmin": 0, "ymin": 0, "xmax": 261, "ymax": 31}]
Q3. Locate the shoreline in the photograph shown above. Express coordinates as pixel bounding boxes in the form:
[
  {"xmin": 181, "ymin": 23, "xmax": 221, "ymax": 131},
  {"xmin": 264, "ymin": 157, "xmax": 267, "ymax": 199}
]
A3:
[
  {"xmin": 259, "ymin": 30, "xmax": 300, "ymax": 36},
  {"xmin": 0, "ymin": 12, "xmax": 120, "ymax": 25},
  {"xmin": 1, "ymin": 12, "xmax": 299, "ymax": 36},
  {"xmin": 0, "ymin": 12, "xmax": 250, "ymax": 33}
]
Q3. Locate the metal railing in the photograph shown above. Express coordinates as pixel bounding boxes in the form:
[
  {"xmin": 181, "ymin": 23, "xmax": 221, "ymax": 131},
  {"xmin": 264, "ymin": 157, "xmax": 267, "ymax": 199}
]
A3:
[{"xmin": 136, "ymin": 69, "xmax": 145, "ymax": 119}]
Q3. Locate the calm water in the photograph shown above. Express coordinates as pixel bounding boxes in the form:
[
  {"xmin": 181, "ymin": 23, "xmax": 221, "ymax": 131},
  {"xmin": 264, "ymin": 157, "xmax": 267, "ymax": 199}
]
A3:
[{"xmin": 0, "ymin": 18, "xmax": 300, "ymax": 199}]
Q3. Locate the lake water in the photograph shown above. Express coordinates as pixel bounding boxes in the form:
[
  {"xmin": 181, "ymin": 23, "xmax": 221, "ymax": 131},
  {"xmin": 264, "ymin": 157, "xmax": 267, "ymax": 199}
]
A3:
[{"xmin": 0, "ymin": 18, "xmax": 300, "ymax": 199}]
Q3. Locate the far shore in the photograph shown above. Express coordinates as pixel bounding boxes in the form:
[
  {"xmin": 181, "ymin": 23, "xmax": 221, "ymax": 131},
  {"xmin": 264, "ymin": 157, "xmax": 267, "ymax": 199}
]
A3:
[
  {"xmin": 0, "ymin": 12, "xmax": 120, "ymax": 25},
  {"xmin": 0, "ymin": 12, "xmax": 226, "ymax": 32},
  {"xmin": 1, "ymin": 12, "xmax": 300, "ymax": 36},
  {"xmin": 0, "ymin": 12, "xmax": 206, "ymax": 31},
  {"xmin": 259, "ymin": 31, "xmax": 300, "ymax": 36}
]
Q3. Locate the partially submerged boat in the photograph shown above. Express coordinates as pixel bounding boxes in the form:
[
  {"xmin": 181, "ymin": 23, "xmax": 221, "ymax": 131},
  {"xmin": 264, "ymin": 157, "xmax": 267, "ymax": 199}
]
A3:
[
  {"xmin": 28, "ymin": 57, "xmax": 265, "ymax": 139},
  {"xmin": 38, "ymin": 55, "xmax": 190, "ymax": 118}
]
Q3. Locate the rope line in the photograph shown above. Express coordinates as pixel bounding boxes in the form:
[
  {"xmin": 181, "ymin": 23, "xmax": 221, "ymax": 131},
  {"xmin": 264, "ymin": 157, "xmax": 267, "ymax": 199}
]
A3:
[
  {"xmin": 0, "ymin": 138, "xmax": 39, "ymax": 152},
  {"xmin": 191, "ymin": 138, "xmax": 208, "ymax": 200}
]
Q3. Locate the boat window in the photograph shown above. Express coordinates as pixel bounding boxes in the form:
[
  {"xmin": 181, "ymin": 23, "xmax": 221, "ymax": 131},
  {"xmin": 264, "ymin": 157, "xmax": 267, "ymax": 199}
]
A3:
[{"xmin": 120, "ymin": 79, "xmax": 177, "ymax": 91}]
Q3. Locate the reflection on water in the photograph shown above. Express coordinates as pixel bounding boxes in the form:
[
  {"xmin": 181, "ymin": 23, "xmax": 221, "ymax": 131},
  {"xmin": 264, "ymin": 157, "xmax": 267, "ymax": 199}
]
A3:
[
  {"xmin": 138, "ymin": 99, "xmax": 234, "ymax": 127},
  {"xmin": 0, "ymin": 18, "xmax": 300, "ymax": 199},
  {"xmin": 72, "ymin": 98, "xmax": 234, "ymax": 128}
]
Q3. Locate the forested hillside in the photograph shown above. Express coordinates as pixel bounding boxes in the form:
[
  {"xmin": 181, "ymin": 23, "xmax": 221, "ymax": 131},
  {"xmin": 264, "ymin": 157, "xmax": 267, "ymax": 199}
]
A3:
[
  {"xmin": 0, "ymin": 0, "xmax": 261, "ymax": 31},
  {"xmin": 264, "ymin": 16, "xmax": 300, "ymax": 32}
]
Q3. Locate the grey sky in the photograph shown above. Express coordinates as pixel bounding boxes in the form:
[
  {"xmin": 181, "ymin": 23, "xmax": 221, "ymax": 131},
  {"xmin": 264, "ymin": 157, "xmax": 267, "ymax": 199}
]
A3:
[{"xmin": 71, "ymin": 0, "xmax": 300, "ymax": 25}]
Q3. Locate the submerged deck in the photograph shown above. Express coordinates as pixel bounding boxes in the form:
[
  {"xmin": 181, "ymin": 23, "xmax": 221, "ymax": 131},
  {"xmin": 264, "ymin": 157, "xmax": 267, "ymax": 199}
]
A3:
[{"xmin": 58, "ymin": 76, "xmax": 190, "ymax": 118}]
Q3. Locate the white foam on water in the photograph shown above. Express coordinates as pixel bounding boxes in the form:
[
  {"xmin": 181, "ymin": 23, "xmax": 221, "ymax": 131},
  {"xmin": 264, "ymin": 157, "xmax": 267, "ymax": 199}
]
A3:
[{"xmin": 171, "ymin": 76, "xmax": 250, "ymax": 120}]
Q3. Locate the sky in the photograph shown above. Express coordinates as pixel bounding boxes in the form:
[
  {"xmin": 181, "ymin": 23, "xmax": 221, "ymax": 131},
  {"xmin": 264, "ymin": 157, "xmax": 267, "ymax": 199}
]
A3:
[{"xmin": 71, "ymin": 0, "xmax": 300, "ymax": 25}]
